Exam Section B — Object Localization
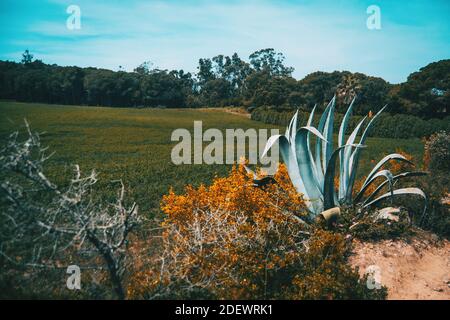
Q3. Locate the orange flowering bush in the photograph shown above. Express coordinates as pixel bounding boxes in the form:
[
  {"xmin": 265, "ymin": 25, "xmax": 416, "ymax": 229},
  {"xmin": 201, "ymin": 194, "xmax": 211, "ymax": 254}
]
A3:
[
  {"xmin": 127, "ymin": 164, "xmax": 387, "ymax": 299},
  {"xmin": 128, "ymin": 164, "xmax": 309, "ymax": 299}
]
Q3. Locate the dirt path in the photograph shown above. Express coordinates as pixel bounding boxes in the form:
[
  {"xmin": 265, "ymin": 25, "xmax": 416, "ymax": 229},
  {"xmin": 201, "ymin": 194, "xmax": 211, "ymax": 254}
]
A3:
[
  {"xmin": 198, "ymin": 107, "xmax": 251, "ymax": 119},
  {"xmin": 349, "ymin": 234, "xmax": 450, "ymax": 300}
]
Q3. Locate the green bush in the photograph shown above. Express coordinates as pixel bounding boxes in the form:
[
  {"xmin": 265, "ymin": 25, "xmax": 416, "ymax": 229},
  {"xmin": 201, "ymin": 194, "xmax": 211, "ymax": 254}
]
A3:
[
  {"xmin": 424, "ymin": 131, "xmax": 450, "ymax": 172},
  {"xmin": 251, "ymin": 107, "xmax": 450, "ymax": 139},
  {"xmin": 413, "ymin": 173, "xmax": 450, "ymax": 239},
  {"xmin": 286, "ymin": 229, "xmax": 387, "ymax": 300}
]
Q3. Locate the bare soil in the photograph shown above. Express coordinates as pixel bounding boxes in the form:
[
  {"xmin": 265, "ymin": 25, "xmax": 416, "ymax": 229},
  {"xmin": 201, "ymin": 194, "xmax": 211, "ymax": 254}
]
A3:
[{"xmin": 350, "ymin": 232, "xmax": 450, "ymax": 300}]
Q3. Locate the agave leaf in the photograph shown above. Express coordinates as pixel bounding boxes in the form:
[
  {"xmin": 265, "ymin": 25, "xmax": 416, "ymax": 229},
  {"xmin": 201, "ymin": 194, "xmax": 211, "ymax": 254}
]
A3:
[
  {"xmin": 354, "ymin": 169, "xmax": 394, "ymax": 203},
  {"xmin": 285, "ymin": 118, "xmax": 292, "ymax": 141},
  {"xmin": 361, "ymin": 153, "xmax": 414, "ymax": 189},
  {"xmin": 277, "ymin": 135, "xmax": 291, "ymax": 168},
  {"xmin": 324, "ymin": 145, "xmax": 349, "ymax": 210},
  {"xmin": 341, "ymin": 116, "xmax": 367, "ymax": 200},
  {"xmin": 295, "ymin": 126, "xmax": 328, "ymax": 215},
  {"xmin": 322, "ymin": 97, "xmax": 335, "ymax": 172},
  {"xmin": 338, "ymin": 97, "xmax": 356, "ymax": 148},
  {"xmin": 262, "ymin": 134, "xmax": 283, "ymax": 159},
  {"xmin": 363, "ymin": 187, "xmax": 427, "ymax": 217},
  {"xmin": 243, "ymin": 164, "xmax": 257, "ymax": 179},
  {"xmin": 285, "ymin": 111, "xmax": 297, "ymax": 142},
  {"xmin": 345, "ymin": 105, "xmax": 388, "ymax": 202},
  {"xmin": 262, "ymin": 119, "xmax": 314, "ymax": 211},
  {"xmin": 314, "ymin": 98, "xmax": 334, "ymax": 189},
  {"xmin": 306, "ymin": 105, "xmax": 322, "ymax": 192},
  {"xmin": 324, "ymin": 144, "xmax": 364, "ymax": 210},
  {"xmin": 261, "ymin": 134, "xmax": 305, "ymax": 194},
  {"xmin": 307, "ymin": 105, "xmax": 316, "ymax": 127},
  {"xmin": 290, "ymin": 109, "xmax": 299, "ymax": 144},
  {"xmin": 338, "ymin": 97, "xmax": 356, "ymax": 199},
  {"xmin": 363, "ymin": 171, "xmax": 428, "ymax": 205},
  {"xmin": 277, "ymin": 135, "xmax": 310, "ymax": 210}
]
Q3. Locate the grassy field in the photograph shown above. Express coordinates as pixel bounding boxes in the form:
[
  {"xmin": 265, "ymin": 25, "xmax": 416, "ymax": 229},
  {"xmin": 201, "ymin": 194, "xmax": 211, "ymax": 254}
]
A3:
[{"xmin": 0, "ymin": 102, "xmax": 425, "ymax": 217}]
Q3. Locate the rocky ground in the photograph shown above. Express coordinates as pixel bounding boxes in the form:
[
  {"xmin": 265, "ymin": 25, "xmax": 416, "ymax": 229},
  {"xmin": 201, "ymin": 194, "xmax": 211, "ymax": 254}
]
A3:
[{"xmin": 350, "ymin": 231, "xmax": 450, "ymax": 300}]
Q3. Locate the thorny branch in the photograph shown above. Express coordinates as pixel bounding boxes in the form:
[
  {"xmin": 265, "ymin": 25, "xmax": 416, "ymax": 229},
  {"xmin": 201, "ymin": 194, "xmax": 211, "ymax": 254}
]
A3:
[{"xmin": 0, "ymin": 121, "xmax": 140, "ymax": 299}]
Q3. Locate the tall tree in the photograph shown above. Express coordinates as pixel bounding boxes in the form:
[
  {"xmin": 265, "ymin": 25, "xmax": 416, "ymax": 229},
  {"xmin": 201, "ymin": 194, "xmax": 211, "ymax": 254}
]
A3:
[
  {"xmin": 197, "ymin": 58, "xmax": 215, "ymax": 86},
  {"xmin": 249, "ymin": 48, "xmax": 294, "ymax": 77},
  {"xmin": 133, "ymin": 61, "xmax": 155, "ymax": 75},
  {"xmin": 21, "ymin": 49, "xmax": 33, "ymax": 65}
]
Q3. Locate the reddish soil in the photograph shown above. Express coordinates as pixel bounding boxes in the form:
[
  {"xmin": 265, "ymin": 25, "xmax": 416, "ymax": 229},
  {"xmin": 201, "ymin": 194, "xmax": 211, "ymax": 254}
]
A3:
[{"xmin": 350, "ymin": 233, "xmax": 450, "ymax": 300}]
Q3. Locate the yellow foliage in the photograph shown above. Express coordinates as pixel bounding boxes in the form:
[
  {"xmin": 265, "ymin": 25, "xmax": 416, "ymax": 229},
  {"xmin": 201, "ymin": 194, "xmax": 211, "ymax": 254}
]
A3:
[
  {"xmin": 126, "ymin": 164, "xmax": 386, "ymax": 300},
  {"xmin": 128, "ymin": 164, "xmax": 308, "ymax": 299}
]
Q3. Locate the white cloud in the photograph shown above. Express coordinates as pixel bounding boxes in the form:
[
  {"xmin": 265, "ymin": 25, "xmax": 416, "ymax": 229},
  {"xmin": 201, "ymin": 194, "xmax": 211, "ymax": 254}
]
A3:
[{"xmin": 14, "ymin": 0, "xmax": 450, "ymax": 83}]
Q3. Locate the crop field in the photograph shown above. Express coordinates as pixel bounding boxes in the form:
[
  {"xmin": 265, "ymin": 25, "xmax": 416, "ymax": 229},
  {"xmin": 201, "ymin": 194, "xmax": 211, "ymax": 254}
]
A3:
[{"xmin": 0, "ymin": 102, "xmax": 425, "ymax": 218}]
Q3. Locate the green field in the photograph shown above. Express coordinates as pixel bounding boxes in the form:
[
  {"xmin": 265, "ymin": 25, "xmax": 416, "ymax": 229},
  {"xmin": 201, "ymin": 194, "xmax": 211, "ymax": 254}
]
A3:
[{"xmin": 0, "ymin": 102, "xmax": 425, "ymax": 217}]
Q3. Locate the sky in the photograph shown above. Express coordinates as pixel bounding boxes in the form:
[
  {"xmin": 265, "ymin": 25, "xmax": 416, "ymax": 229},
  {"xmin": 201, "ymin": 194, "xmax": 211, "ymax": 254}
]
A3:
[{"xmin": 0, "ymin": 0, "xmax": 449, "ymax": 83}]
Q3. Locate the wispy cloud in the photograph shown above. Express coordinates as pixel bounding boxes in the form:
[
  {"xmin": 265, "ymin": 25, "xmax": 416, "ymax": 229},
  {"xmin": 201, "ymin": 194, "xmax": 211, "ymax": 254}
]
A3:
[{"xmin": 0, "ymin": 0, "xmax": 449, "ymax": 83}]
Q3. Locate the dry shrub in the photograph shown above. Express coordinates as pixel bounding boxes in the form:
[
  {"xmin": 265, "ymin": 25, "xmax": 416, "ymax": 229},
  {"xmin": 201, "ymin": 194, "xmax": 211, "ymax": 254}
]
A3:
[
  {"xmin": 128, "ymin": 164, "xmax": 308, "ymax": 299},
  {"xmin": 127, "ymin": 165, "xmax": 386, "ymax": 299},
  {"xmin": 290, "ymin": 229, "xmax": 387, "ymax": 299}
]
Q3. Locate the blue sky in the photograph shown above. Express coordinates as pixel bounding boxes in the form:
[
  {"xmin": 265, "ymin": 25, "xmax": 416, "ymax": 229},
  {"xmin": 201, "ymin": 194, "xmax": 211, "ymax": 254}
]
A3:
[{"xmin": 0, "ymin": 0, "xmax": 449, "ymax": 83}]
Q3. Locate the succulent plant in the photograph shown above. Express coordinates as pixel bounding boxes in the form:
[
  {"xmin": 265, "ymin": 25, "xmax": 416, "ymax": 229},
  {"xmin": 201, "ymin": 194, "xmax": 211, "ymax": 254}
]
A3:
[{"xmin": 261, "ymin": 96, "xmax": 427, "ymax": 218}]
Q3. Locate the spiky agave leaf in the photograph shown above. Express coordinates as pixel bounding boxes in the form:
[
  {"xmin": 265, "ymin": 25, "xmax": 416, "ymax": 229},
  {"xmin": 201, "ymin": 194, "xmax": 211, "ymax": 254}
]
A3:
[
  {"xmin": 363, "ymin": 187, "xmax": 427, "ymax": 217},
  {"xmin": 262, "ymin": 98, "xmax": 426, "ymax": 220},
  {"xmin": 314, "ymin": 97, "xmax": 335, "ymax": 190},
  {"xmin": 354, "ymin": 169, "xmax": 394, "ymax": 204},
  {"xmin": 341, "ymin": 116, "xmax": 367, "ymax": 201},
  {"xmin": 262, "ymin": 134, "xmax": 284, "ymax": 159},
  {"xmin": 294, "ymin": 126, "xmax": 328, "ymax": 214},
  {"xmin": 322, "ymin": 97, "xmax": 335, "ymax": 173},
  {"xmin": 324, "ymin": 146, "xmax": 348, "ymax": 209},
  {"xmin": 324, "ymin": 144, "xmax": 365, "ymax": 210},
  {"xmin": 285, "ymin": 110, "xmax": 298, "ymax": 142},
  {"xmin": 262, "ymin": 118, "xmax": 328, "ymax": 214},
  {"xmin": 290, "ymin": 109, "xmax": 299, "ymax": 144},
  {"xmin": 306, "ymin": 105, "xmax": 322, "ymax": 191},
  {"xmin": 361, "ymin": 153, "xmax": 414, "ymax": 188},
  {"xmin": 363, "ymin": 171, "xmax": 428, "ymax": 205},
  {"xmin": 262, "ymin": 133, "xmax": 308, "ymax": 208},
  {"xmin": 353, "ymin": 151, "xmax": 415, "ymax": 209},
  {"xmin": 345, "ymin": 105, "xmax": 388, "ymax": 202},
  {"xmin": 306, "ymin": 105, "xmax": 316, "ymax": 127},
  {"xmin": 338, "ymin": 97, "xmax": 356, "ymax": 199}
]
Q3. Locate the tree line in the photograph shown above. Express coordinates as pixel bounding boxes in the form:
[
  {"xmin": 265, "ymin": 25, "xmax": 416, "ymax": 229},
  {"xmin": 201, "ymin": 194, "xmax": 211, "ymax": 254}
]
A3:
[{"xmin": 0, "ymin": 49, "xmax": 448, "ymax": 119}]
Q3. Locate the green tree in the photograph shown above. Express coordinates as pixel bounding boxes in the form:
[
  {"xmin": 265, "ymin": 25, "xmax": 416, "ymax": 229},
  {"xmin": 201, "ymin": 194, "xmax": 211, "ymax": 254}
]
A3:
[
  {"xmin": 21, "ymin": 50, "xmax": 33, "ymax": 65},
  {"xmin": 249, "ymin": 48, "xmax": 294, "ymax": 77}
]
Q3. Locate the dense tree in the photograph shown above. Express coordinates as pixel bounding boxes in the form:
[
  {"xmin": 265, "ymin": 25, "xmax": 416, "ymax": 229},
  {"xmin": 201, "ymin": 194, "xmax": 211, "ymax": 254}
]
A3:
[
  {"xmin": 249, "ymin": 48, "xmax": 294, "ymax": 77},
  {"xmin": 394, "ymin": 59, "xmax": 450, "ymax": 118},
  {"xmin": 0, "ymin": 50, "xmax": 448, "ymax": 118},
  {"xmin": 197, "ymin": 58, "xmax": 216, "ymax": 86},
  {"xmin": 133, "ymin": 60, "xmax": 155, "ymax": 75}
]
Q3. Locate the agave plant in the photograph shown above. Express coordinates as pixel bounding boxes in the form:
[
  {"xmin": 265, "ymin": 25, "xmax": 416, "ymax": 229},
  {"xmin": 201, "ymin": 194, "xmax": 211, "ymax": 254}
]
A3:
[{"xmin": 261, "ymin": 96, "xmax": 427, "ymax": 218}]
